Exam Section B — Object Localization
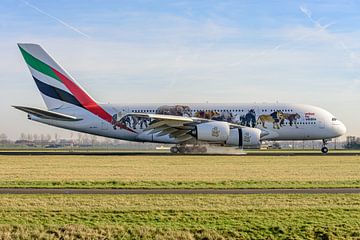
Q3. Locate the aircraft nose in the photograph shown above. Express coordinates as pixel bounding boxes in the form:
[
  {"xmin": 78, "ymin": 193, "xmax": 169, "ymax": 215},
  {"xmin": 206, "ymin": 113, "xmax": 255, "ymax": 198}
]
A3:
[
  {"xmin": 339, "ymin": 121, "xmax": 347, "ymax": 135},
  {"xmin": 334, "ymin": 121, "xmax": 347, "ymax": 136}
]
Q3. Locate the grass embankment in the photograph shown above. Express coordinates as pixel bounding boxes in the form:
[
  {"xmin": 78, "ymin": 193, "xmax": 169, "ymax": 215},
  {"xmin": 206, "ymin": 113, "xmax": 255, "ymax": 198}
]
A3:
[
  {"xmin": 0, "ymin": 155, "xmax": 359, "ymax": 188},
  {"xmin": 0, "ymin": 194, "xmax": 359, "ymax": 239}
]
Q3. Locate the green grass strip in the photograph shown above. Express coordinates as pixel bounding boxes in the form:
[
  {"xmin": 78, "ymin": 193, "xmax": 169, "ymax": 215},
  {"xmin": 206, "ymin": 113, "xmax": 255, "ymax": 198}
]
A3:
[{"xmin": 0, "ymin": 180, "xmax": 360, "ymax": 189}]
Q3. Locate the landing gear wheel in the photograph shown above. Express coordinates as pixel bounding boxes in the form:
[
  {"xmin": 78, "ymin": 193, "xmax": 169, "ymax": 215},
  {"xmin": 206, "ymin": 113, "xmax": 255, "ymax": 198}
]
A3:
[
  {"xmin": 321, "ymin": 139, "xmax": 329, "ymax": 154},
  {"xmin": 170, "ymin": 146, "xmax": 179, "ymax": 154},
  {"xmin": 178, "ymin": 146, "xmax": 186, "ymax": 154},
  {"xmin": 170, "ymin": 145, "xmax": 207, "ymax": 154},
  {"xmin": 321, "ymin": 147, "xmax": 328, "ymax": 154},
  {"xmin": 185, "ymin": 146, "xmax": 193, "ymax": 153},
  {"xmin": 199, "ymin": 146, "xmax": 207, "ymax": 153}
]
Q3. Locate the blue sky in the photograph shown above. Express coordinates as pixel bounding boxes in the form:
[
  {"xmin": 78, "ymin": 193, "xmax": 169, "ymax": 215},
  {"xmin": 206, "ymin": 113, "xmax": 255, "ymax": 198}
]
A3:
[{"xmin": 1, "ymin": 0, "xmax": 360, "ymax": 139}]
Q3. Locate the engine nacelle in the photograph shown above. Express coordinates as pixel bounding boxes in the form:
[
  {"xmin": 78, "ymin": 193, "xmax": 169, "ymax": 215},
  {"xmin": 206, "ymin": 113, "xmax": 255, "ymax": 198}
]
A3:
[
  {"xmin": 226, "ymin": 127, "xmax": 261, "ymax": 148},
  {"xmin": 194, "ymin": 121, "xmax": 230, "ymax": 142}
]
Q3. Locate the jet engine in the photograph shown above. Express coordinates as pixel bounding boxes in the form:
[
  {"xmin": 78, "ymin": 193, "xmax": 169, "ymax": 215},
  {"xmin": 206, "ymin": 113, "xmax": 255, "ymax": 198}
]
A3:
[
  {"xmin": 193, "ymin": 121, "xmax": 230, "ymax": 142},
  {"xmin": 225, "ymin": 127, "xmax": 261, "ymax": 148},
  {"xmin": 193, "ymin": 121, "xmax": 261, "ymax": 148}
]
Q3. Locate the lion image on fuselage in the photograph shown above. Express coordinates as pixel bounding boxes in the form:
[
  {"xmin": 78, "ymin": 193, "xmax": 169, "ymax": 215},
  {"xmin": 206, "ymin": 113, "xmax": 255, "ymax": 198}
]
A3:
[
  {"xmin": 280, "ymin": 113, "xmax": 301, "ymax": 128},
  {"xmin": 257, "ymin": 111, "xmax": 284, "ymax": 129},
  {"xmin": 194, "ymin": 110, "xmax": 220, "ymax": 119}
]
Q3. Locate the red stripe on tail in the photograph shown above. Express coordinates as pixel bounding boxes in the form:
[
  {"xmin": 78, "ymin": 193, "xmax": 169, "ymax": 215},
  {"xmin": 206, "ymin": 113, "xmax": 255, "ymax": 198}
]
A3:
[
  {"xmin": 51, "ymin": 67, "xmax": 137, "ymax": 133},
  {"xmin": 51, "ymin": 67, "xmax": 113, "ymax": 122}
]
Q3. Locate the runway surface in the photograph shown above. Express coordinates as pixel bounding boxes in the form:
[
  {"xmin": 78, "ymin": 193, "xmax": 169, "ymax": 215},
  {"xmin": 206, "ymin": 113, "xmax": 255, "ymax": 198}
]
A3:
[
  {"xmin": 0, "ymin": 151, "xmax": 359, "ymax": 156},
  {"xmin": 0, "ymin": 188, "xmax": 359, "ymax": 194}
]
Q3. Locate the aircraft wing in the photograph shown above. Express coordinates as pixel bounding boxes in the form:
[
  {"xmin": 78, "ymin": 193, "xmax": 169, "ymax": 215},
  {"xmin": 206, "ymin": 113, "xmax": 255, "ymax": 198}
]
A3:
[
  {"xmin": 13, "ymin": 106, "xmax": 83, "ymax": 121},
  {"xmin": 119, "ymin": 113, "xmax": 209, "ymax": 142},
  {"xmin": 128, "ymin": 113, "xmax": 195, "ymax": 123},
  {"xmin": 120, "ymin": 113, "xmax": 245, "ymax": 143}
]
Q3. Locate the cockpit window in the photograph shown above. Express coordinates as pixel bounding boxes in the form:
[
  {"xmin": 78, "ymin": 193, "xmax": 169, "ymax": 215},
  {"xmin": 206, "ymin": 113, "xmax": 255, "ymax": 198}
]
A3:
[{"xmin": 332, "ymin": 117, "xmax": 337, "ymax": 121}]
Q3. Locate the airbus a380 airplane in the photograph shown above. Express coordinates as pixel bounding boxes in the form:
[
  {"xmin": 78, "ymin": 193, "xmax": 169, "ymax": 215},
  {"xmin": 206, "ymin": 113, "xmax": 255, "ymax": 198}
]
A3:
[{"xmin": 14, "ymin": 43, "xmax": 346, "ymax": 154}]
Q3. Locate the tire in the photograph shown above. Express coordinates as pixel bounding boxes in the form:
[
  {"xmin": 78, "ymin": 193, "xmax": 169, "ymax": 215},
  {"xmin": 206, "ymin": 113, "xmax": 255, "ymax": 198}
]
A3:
[
  {"xmin": 178, "ymin": 146, "xmax": 186, "ymax": 154},
  {"xmin": 321, "ymin": 147, "xmax": 328, "ymax": 154},
  {"xmin": 170, "ymin": 147, "xmax": 179, "ymax": 154},
  {"xmin": 199, "ymin": 146, "xmax": 207, "ymax": 153},
  {"xmin": 185, "ymin": 146, "xmax": 193, "ymax": 153}
]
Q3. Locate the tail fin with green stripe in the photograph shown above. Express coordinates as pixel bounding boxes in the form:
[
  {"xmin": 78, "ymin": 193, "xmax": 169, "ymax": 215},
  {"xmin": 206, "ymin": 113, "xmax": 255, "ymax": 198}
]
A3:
[{"xmin": 18, "ymin": 43, "xmax": 112, "ymax": 123}]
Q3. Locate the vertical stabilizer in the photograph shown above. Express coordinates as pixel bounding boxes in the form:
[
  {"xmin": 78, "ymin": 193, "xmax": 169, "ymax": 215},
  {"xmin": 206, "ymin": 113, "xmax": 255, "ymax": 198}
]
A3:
[{"xmin": 18, "ymin": 43, "xmax": 112, "ymax": 122}]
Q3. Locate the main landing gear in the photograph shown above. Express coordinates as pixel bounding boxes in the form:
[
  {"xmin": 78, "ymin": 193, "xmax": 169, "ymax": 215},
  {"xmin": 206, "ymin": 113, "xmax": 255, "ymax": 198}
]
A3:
[
  {"xmin": 321, "ymin": 139, "xmax": 329, "ymax": 154},
  {"xmin": 170, "ymin": 145, "xmax": 207, "ymax": 154}
]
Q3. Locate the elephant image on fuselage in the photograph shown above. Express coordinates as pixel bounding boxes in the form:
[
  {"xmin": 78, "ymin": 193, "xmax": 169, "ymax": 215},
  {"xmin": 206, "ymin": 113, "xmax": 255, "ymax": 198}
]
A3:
[{"xmin": 156, "ymin": 105, "xmax": 192, "ymax": 117}]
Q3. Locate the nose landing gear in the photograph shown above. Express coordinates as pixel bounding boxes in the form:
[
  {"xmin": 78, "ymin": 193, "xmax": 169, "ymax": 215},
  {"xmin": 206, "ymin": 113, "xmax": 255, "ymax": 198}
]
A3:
[{"xmin": 321, "ymin": 139, "xmax": 329, "ymax": 154}]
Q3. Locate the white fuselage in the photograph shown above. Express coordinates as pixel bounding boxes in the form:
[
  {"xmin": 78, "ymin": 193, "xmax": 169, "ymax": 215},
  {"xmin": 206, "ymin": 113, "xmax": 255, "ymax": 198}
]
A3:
[{"xmin": 29, "ymin": 102, "xmax": 346, "ymax": 144}]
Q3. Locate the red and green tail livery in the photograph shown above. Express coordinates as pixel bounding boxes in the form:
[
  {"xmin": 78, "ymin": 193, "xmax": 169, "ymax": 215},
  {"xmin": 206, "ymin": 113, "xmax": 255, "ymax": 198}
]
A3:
[{"xmin": 18, "ymin": 43, "xmax": 112, "ymax": 123}]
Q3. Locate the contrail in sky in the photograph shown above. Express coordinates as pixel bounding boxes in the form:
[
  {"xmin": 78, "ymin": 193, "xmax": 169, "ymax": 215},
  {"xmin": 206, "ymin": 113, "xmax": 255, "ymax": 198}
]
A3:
[
  {"xmin": 299, "ymin": 5, "xmax": 333, "ymax": 31},
  {"xmin": 22, "ymin": 0, "xmax": 90, "ymax": 38},
  {"xmin": 299, "ymin": 5, "xmax": 360, "ymax": 65},
  {"xmin": 228, "ymin": 6, "xmax": 334, "ymax": 68},
  {"xmin": 269, "ymin": 7, "xmax": 333, "ymax": 52}
]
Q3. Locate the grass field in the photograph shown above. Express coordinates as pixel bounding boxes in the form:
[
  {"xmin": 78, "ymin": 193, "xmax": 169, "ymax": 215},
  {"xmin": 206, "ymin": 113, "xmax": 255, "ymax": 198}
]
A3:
[
  {"xmin": 0, "ymin": 154, "xmax": 359, "ymax": 239},
  {"xmin": 0, "ymin": 155, "xmax": 359, "ymax": 188},
  {"xmin": 0, "ymin": 194, "xmax": 358, "ymax": 239}
]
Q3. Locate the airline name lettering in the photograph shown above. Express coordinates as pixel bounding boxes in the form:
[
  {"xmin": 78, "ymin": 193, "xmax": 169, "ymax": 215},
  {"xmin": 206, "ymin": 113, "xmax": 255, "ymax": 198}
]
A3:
[{"xmin": 305, "ymin": 112, "xmax": 316, "ymax": 121}]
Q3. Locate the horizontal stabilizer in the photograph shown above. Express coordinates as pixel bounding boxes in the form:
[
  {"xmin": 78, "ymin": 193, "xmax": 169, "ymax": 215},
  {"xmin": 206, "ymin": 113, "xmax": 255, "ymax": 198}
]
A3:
[{"xmin": 13, "ymin": 106, "xmax": 82, "ymax": 121}]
